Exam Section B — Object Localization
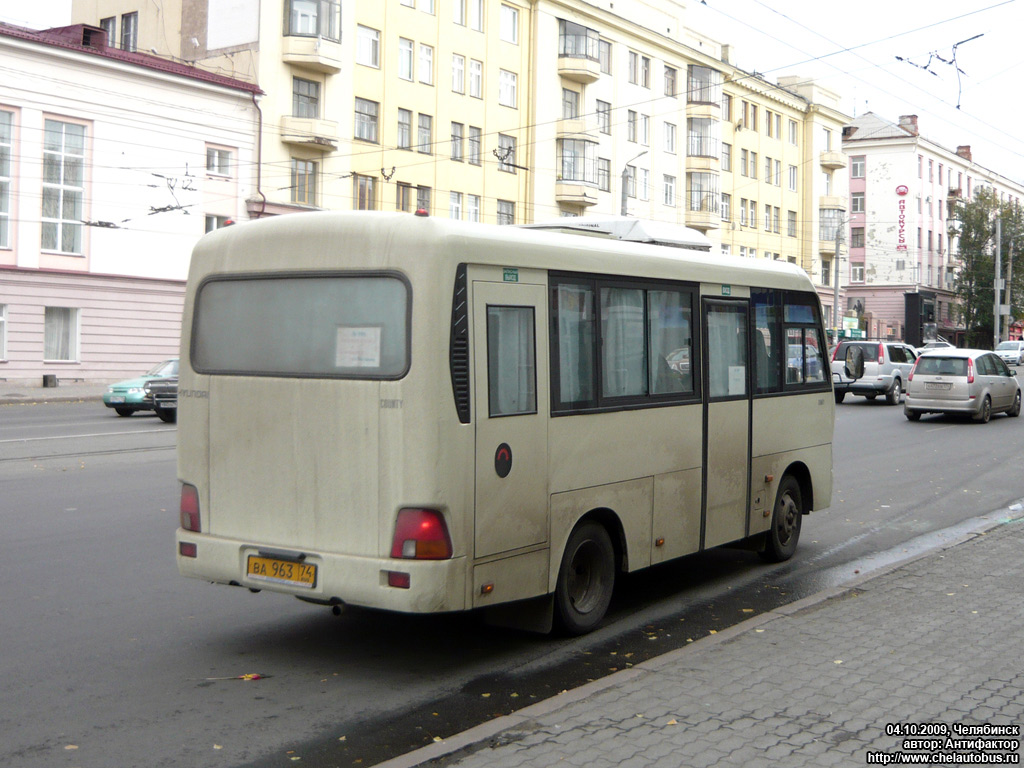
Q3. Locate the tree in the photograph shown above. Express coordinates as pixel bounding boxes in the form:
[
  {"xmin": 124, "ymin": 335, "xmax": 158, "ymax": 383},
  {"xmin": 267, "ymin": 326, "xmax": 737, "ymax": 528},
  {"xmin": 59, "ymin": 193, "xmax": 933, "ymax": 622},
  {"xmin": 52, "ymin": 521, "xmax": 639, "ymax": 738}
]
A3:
[{"xmin": 952, "ymin": 188, "xmax": 1024, "ymax": 347}]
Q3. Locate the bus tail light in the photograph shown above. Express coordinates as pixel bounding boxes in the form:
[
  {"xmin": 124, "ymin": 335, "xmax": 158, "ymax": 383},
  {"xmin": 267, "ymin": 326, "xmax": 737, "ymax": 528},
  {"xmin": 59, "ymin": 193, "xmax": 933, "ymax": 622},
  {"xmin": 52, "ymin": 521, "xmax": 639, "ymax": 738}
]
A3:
[
  {"xmin": 391, "ymin": 508, "xmax": 452, "ymax": 559},
  {"xmin": 180, "ymin": 483, "xmax": 201, "ymax": 532},
  {"xmin": 968, "ymin": 358, "xmax": 975, "ymax": 384}
]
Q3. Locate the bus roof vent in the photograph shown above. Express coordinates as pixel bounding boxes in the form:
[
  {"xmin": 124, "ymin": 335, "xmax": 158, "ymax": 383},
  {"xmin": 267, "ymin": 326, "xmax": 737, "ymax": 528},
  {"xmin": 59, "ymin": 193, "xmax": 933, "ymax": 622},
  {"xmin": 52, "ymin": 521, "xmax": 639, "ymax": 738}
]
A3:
[{"xmin": 518, "ymin": 216, "xmax": 713, "ymax": 252}]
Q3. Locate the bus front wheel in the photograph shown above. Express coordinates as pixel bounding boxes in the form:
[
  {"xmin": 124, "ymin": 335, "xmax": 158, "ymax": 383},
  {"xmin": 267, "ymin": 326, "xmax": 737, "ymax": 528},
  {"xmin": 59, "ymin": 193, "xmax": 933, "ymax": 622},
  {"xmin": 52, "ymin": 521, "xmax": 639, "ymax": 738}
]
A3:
[
  {"xmin": 760, "ymin": 475, "xmax": 802, "ymax": 563},
  {"xmin": 554, "ymin": 521, "xmax": 615, "ymax": 636}
]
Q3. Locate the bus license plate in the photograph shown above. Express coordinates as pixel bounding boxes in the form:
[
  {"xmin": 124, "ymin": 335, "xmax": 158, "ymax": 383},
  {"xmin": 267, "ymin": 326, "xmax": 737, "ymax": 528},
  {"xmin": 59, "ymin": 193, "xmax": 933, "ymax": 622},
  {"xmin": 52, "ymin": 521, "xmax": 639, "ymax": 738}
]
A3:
[{"xmin": 247, "ymin": 556, "xmax": 317, "ymax": 589}]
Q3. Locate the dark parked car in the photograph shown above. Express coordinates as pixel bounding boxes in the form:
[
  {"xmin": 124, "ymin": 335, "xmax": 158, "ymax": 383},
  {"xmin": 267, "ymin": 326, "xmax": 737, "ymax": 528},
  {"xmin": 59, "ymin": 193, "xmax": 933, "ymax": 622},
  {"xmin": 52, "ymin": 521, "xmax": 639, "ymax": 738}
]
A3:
[{"xmin": 144, "ymin": 377, "xmax": 178, "ymax": 423}]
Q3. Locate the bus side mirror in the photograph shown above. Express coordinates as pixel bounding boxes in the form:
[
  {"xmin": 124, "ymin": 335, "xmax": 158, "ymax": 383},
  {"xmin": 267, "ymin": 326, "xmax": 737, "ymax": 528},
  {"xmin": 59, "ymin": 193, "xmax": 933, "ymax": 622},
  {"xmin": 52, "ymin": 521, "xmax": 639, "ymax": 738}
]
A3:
[{"xmin": 845, "ymin": 346, "xmax": 865, "ymax": 380}]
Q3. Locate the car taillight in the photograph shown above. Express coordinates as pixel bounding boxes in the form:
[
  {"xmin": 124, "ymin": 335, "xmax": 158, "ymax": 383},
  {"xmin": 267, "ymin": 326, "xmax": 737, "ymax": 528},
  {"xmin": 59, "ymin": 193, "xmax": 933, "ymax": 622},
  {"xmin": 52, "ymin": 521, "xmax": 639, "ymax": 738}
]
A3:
[
  {"xmin": 391, "ymin": 508, "xmax": 452, "ymax": 559},
  {"xmin": 967, "ymin": 358, "xmax": 975, "ymax": 384},
  {"xmin": 908, "ymin": 358, "xmax": 920, "ymax": 382},
  {"xmin": 831, "ymin": 345, "xmax": 839, "ymax": 362},
  {"xmin": 877, "ymin": 343, "xmax": 885, "ymax": 364},
  {"xmin": 180, "ymin": 483, "xmax": 201, "ymax": 532}
]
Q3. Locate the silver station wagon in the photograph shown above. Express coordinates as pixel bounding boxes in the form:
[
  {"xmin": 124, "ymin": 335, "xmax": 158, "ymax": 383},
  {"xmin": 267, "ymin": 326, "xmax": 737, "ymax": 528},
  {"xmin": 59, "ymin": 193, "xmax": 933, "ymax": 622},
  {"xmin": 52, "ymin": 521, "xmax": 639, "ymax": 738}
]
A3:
[{"xmin": 904, "ymin": 349, "xmax": 1021, "ymax": 423}]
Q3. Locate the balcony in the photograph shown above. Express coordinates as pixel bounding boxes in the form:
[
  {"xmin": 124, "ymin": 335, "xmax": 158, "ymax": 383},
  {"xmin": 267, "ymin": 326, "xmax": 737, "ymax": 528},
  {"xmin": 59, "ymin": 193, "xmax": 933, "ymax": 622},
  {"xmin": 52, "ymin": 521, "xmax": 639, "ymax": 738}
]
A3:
[
  {"xmin": 280, "ymin": 115, "xmax": 339, "ymax": 149},
  {"xmin": 819, "ymin": 195, "xmax": 846, "ymax": 211},
  {"xmin": 281, "ymin": 36, "xmax": 343, "ymax": 73},
  {"xmin": 819, "ymin": 239, "xmax": 837, "ymax": 255},
  {"xmin": 555, "ymin": 118, "xmax": 597, "ymax": 141},
  {"xmin": 819, "ymin": 150, "xmax": 845, "ymax": 170},
  {"xmin": 558, "ymin": 55, "xmax": 600, "ymax": 84},
  {"xmin": 554, "ymin": 181, "xmax": 598, "ymax": 206},
  {"xmin": 685, "ymin": 208, "xmax": 721, "ymax": 231}
]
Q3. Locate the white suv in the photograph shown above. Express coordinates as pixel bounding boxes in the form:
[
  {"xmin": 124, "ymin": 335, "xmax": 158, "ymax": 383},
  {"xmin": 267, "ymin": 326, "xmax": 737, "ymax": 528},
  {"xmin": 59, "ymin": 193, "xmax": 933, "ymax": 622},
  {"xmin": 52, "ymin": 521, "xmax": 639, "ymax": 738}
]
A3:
[{"xmin": 831, "ymin": 341, "xmax": 919, "ymax": 405}]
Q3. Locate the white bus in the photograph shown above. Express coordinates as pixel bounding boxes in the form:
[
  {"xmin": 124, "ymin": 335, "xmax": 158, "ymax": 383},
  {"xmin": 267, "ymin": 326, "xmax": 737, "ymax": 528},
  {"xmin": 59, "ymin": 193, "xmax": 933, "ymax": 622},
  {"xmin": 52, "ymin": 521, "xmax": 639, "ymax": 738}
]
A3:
[{"xmin": 176, "ymin": 211, "xmax": 833, "ymax": 634}]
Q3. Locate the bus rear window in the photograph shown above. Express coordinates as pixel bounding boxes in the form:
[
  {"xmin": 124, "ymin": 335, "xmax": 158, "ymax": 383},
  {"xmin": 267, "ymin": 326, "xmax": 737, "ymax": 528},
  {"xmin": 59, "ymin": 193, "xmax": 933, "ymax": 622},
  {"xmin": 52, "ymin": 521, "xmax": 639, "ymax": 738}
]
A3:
[{"xmin": 192, "ymin": 274, "xmax": 411, "ymax": 378}]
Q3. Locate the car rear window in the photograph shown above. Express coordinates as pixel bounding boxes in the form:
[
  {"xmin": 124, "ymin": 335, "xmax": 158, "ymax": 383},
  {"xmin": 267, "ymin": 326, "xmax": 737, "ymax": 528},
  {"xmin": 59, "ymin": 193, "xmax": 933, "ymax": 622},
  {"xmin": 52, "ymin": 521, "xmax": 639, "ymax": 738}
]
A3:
[
  {"xmin": 915, "ymin": 356, "xmax": 967, "ymax": 377},
  {"xmin": 191, "ymin": 273, "xmax": 411, "ymax": 379},
  {"xmin": 835, "ymin": 341, "xmax": 875, "ymax": 358}
]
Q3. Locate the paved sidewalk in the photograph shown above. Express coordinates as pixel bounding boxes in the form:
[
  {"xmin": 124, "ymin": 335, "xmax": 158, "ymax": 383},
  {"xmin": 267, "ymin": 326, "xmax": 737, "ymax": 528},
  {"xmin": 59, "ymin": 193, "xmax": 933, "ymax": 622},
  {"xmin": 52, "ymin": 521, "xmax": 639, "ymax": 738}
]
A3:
[
  {"xmin": 0, "ymin": 381, "xmax": 107, "ymax": 405},
  {"xmin": 381, "ymin": 513, "xmax": 1024, "ymax": 768}
]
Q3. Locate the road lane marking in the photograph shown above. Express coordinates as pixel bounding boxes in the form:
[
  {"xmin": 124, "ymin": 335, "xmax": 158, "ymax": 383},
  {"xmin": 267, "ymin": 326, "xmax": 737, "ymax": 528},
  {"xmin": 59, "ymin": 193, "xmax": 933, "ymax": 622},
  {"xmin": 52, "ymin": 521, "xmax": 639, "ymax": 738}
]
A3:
[{"xmin": 0, "ymin": 428, "xmax": 172, "ymax": 444}]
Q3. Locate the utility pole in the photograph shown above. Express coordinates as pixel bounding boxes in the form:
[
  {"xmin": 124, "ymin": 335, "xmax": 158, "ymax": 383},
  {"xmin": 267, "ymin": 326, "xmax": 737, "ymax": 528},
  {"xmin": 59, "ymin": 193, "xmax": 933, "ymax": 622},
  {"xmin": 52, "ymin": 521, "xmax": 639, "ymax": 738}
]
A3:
[
  {"xmin": 620, "ymin": 150, "xmax": 647, "ymax": 217},
  {"xmin": 994, "ymin": 217, "xmax": 1002, "ymax": 347},
  {"xmin": 832, "ymin": 216, "xmax": 843, "ymax": 336},
  {"xmin": 1005, "ymin": 238, "xmax": 1014, "ymax": 340}
]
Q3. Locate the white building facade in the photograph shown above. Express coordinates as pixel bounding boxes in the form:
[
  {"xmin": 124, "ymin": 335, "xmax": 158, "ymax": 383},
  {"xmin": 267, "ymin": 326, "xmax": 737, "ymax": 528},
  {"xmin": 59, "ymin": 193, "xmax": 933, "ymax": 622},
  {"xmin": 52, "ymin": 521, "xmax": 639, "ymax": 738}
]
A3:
[
  {"xmin": 842, "ymin": 112, "xmax": 1024, "ymax": 346},
  {"xmin": 0, "ymin": 22, "xmax": 259, "ymax": 385}
]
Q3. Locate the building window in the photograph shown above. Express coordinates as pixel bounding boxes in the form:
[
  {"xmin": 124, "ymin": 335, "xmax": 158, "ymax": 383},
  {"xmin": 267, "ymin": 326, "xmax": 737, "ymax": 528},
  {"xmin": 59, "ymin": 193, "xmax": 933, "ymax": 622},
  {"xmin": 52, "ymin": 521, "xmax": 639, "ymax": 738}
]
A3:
[
  {"xmin": 398, "ymin": 108, "xmax": 412, "ymax": 149},
  {"xmin": 720, "ymin": 193, "xmax": 731, "ymax": 221},
  {"xmin": 356, "ymin": 25, "xmax": 380, "ymax": 67},
  {"xmin": 765, "ymin": 156, "xmax": 772, "ymax": 183},
  {"xmin": 628, "ymin": 52, "xmax": 650, "ymax": 86},
  {"xmin": 740, "ymin": 149, "xmax": 748, "ymax": 177},
  {"xmin": 453, "ymin": 0, "xmax": 466, "ymax": 24},
  {"xmin": 417, "ymin": 186, "xmax": 431, "ymax": 212},
  {"xmin": 467, "ymin": 194, "xmax": 481, "ymax": 222},
  {"xmin": 721, "ymin": 93, "xmax": 732, "ymax": 121},
  {"xmin": 469, "ymin": 59, "xmax": 483, "ymax": 98},
  {"xmin": 44, "ymin": 307, "xmax": 79, "ymax": 361},
  {"xmin": 740, "ymin": 198, "xmax": 748, "ymax": 226},
  {"xmin": 788, "ymin": 119, "xmax": 797, "ymax": 144},
  {"xmin": 851, "ymin": 227, "xmax": 865, "ymax": 248},
  {"xmin": 41, "ymin": 119, "xmax": 85, "ymax": 254},
  {"xmin": 788, "ymin": 165, "xmax": 797, "ymax": 192},
  {"xmin": 822, "ymin": 260, "xmax": 831, "ymax": 287},
  {"xmin": 287, "ymin": 0, "xmax": 341, "ymax": 42},
  {"xmin": 820, "ymin": 208, "xmax": 842, "ymax": 241},
  {"xmin": 558, "ymin": 139, "xmax": 597, "ymax": 184},
  {"xmin": 750, "ymin": 151, "xmax": 757, "ymax": 180},
  {"xmin": 625, "ymin": 165, "xmax": 636, "ymax": 198},
  {"xmin": 100, "ymin": 16, "xmax": 115, "ymax": 42},
  {"xmin": 0, "ymin": 304, "xmax": 6, "ymax": 360},
  {"xmin": 774, "ymin": 160, "xmax": 781, "ymax": 187},
  {"xmin": 687, "ymin": 65, "xmax": 722, "ymax": 104},
  {"xmin": 399, "ymin": 38, "xmax": 414, "ymax": 80},
  {"xmin": 599, "ymin": 39, "xmax": 612, "ymax": 74},
  {"xmin": 852, "ymin": 192, "xmax": 865, "ymax": 214},
  {"xmin": 598, "ymin": 158, "xmax": 610, "ymax": 191},
  {"xmin": 205, "ymin": 214, "xmax": 231, "ymax": 233},
  {"xmin": 452, "ymin": 54, "xmax": 465, "ymax": 93},
  {"xmin": 206, "ymin": 148, "xmax": 233, "ymax": 178},
  {"xmin": 664, "ymin": 122, "xmax": 676, "ymax": 154},
  {"xmin": 852, "ymin": 265, "xmax": 865, "ymax": 282},
  {"xmin": 354, "ymin": 98, "xmax": 379, "ymax": 142},
  {"xmin": 451, "ymin": 122, "xmax": 464, "ymax": 161},
  {"xmin": 558, "ymin": 20, "xmax": 599, "ymax": 60},
  {"xmin": 596, "ymin": 100, "xmax": 611, "ymax": 134},
  {"xmin": 688, "ymin": 172, "xmax": 719, "ymax": 213},
  {"xmin": 721, "ymin": 143, "xmax": 731, "ymax": 172},
  {"xmin": 773, "ymin": 207, "xmax": 780, "ymax": 233},
  {"xmin": 499, "ymin": 70, "xmax": 517, "ymax": 107},
  {"xmin": 120, "ymin": 11, "xmax": 138, "ymax": 51},
  {"xmin": 291, "ymin": 159, "xmax": 317, "ymax": 205},
  {"xmin": 469, "ymin": 0, "xmax": 483, "ymax": 30},
  {"xmin": 498, "ymin": 134, "xmax": 517, "ymax": 172},
  {"xmin": 788, "ymin": 210, "xmax": 797, "ymax": 237},
  {"xmin": 497, "ymin": 200, "xmax": 515, "ymax": 225},
  {"xmin": 419, "ymin": 44, "xmax": 434, "ymax": 84},
  {"xmin": 627, "ymin": 110, "xmax": 637, "ymax": 142},
  {"xmin": 663, "ymin": 175, "xmax": 676, "ymax": 206},
  {"xmin": 687, "ymin": 117, "xmax": 717, "ymax": 157},
  {"xmin": 562, "ymin": 88, "xmax": 580, "ymax": 119},
  {"xmin": 500, "ymin": 4, "xmax": 518, "ymax": 43},
  {"xmin": 397, "ymin": 183, "xmax": 414, "ymax": 212},
  {"xmin": 851, "ymin": 156, "xmax": 865, "ymax": 178},
  {"xmin": 354, "ymin": 175, "xmax": 376, "ymax": 210},
  {"xmin": 449, "ymin": 191, "xmax": 463, "ymax": 219},
  {"xmin": 765, "ymin": 203, "xmax": 772, "ymax": 231},
  {"xmin": 418, "ymin": 114, "xmax": 433, "ymax": 153},
  {"xmin": 468, "ymin": 126, "xmax": 482, "ymax": 164},
  {"xmin": 639, "ymin": 114, "xmax": 649, "ymax": 146},
  {"xmin": 0, "ymin": 111, "xmax": 10, "ymax": 247},
  {"xmin": 292, "ymin": 77, "xmax": 320, "ymax": 118},
  {"xmin": 665, "ymin": 66, "xmax": 677, "ymax": 97},
  {"xmin": 748, "ymin": 199, "xmax": 756, "ymax": 225}
]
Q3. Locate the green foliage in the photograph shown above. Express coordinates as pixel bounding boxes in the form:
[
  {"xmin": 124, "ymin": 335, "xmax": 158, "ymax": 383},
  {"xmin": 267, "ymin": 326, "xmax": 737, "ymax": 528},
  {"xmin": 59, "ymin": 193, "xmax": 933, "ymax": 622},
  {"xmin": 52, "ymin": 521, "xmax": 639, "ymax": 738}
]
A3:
[{"xmin": 952, "ymin": 189, "xmax": 1024, "ymax": 346}]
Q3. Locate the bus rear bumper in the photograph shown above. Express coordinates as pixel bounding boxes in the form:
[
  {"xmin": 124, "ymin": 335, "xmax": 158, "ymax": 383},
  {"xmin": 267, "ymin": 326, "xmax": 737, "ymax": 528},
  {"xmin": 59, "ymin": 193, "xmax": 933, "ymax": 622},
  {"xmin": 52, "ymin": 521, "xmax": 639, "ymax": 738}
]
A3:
[{"xmin": 175, "ymin": 530, "xmax": 468, "ymax": 613}]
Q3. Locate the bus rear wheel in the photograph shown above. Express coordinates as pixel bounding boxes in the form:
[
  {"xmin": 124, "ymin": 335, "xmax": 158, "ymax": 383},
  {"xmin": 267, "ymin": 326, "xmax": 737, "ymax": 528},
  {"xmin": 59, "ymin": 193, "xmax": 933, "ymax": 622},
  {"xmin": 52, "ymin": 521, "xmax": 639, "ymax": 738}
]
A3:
[
  {"xmin": 760, "ymin": 475, "xmax": 802, "ymax": 563},
  {"xmin": 554, "ymin": 521, "xmax": 615, "ymax": 636}
]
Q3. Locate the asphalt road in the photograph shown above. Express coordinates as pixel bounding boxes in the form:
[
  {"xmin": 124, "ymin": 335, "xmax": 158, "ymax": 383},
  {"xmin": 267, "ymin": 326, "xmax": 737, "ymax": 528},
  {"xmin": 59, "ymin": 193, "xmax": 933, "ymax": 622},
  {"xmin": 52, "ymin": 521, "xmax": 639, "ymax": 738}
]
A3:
[{"xmin": 1, "ymin": 397, "xmax": 1021, "ymax": 768}]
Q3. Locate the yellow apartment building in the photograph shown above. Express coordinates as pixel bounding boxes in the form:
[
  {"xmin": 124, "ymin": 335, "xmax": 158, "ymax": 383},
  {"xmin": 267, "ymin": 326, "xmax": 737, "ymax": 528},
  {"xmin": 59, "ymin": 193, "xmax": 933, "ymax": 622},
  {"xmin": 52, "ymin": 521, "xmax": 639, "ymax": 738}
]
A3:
[{"xmin": 71, "ymin": 0, "xmax": 848, "ymax": 309}]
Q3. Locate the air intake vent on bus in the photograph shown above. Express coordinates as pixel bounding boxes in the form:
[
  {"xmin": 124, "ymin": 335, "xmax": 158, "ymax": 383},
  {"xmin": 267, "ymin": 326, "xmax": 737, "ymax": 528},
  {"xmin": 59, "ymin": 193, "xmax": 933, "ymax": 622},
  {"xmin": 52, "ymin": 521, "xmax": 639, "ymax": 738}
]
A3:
[{"xmin": 449, "ymin": 263, "xmax": 471, "ymax": 423}]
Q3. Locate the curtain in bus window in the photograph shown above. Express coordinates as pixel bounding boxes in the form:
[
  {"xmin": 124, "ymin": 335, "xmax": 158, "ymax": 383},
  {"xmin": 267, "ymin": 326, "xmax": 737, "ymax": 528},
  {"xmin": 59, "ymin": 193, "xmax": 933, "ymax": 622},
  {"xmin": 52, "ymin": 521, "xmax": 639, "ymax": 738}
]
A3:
[
  {"xmin": 707, "ymin": 305, "xmax": 747, "ymax": 398},
  {"xmin": 648, "ymin": 290, "xmax": 693, "ymax": 395},
  {"xmin": 487, "ymin": 306, "xmax": 537, "ymax": 416},
  {"xmin": 556, "ymin": 283, "xmax": 595, "ymax": 405},
  {"xmin": 601, "ymin": 287, "xmax": 647, "ymax": 398}
]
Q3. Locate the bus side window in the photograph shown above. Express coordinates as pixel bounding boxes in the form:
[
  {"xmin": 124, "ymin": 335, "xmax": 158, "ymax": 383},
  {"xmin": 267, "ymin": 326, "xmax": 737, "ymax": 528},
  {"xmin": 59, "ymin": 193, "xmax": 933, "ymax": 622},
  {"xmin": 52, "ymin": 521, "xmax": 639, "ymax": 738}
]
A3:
[
  {"xmin": 751, "ymin": 289, "xmax": 781, "ymax": 393},
  {"xmin": 487, "ymin": 305, "xmax": 537, "ymax": 416}
]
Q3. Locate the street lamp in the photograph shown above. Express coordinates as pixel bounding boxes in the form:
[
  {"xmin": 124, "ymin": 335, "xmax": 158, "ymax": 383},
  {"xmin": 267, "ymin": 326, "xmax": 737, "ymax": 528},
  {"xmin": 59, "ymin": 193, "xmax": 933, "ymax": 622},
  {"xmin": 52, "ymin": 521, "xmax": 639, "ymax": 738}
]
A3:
[{"xmin": 621, "ymin": 150, "xmax": 648, "ymax": 217}]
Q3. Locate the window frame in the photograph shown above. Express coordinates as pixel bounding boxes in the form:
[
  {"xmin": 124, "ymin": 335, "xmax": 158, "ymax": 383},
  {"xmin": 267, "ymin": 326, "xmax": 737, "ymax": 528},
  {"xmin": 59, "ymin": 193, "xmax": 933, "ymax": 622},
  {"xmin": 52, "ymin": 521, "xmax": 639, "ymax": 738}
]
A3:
[
  {"xmin": 549, "ymin": 272, "xmax": 701, "ymax": 415},
  {"xmin": 751, "ymin": 289, "xmax": 830, "ymax": 396}
]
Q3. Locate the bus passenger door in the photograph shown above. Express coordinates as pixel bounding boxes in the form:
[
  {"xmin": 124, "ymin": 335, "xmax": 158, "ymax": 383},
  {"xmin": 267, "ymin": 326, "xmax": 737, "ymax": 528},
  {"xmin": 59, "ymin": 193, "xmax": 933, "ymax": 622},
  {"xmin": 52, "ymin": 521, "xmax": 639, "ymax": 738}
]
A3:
[
  {"xmin": 701, "ymin": 299, "xmax": 751, "ymax": 549},
  {"xmin": 472, "ymin": 281, "xmax": 549, "ymax": 558}
]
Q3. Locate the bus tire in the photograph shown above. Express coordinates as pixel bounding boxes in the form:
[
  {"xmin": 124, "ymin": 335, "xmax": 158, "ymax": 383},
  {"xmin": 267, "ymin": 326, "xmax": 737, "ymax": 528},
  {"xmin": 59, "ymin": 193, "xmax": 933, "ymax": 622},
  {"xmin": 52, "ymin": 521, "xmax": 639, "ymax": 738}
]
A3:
[
  {"xmin": 554, "ymin": 521, "xmax": 615, "ymax": 636},
  {"xmin": 760, "ymin": 475, "xmax": 802, "ymax": 563}
]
